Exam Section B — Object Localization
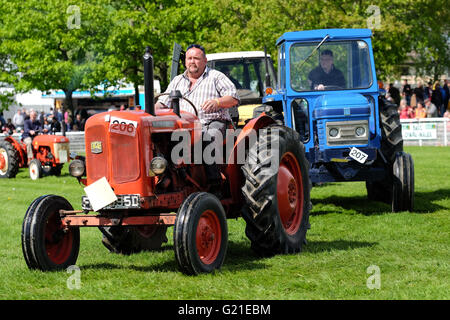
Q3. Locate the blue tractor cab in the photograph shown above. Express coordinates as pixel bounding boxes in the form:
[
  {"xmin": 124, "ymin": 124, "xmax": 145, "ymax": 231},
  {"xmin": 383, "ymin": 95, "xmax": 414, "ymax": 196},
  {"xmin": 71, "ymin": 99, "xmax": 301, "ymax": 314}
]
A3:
[{"xmin": 260, "ymin": 29, "xmax": 414, "ymax": 212}]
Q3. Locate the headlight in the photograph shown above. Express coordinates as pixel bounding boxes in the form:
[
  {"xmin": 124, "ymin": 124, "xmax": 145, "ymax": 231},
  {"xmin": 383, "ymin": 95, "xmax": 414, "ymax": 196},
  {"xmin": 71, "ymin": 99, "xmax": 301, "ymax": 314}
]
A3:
[
  {"xmin": 69, "ymin": 159, "xmax": 85, "ymax": 177},
  {"xmin": 329, "ymin": 128, "xmax": 339, "ymax": 138},
  {"xmin": 355, "ymin": 127, "xmax": 366, "ymax": 137},
  {"xmin": 150, "ymin": 157, "xmax": 168, "ymax": 175}
]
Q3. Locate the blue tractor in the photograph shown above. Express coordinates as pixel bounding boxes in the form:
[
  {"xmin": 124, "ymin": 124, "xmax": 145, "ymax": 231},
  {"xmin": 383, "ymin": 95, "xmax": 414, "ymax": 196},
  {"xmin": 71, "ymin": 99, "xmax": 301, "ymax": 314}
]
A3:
[{"xmin": 256, "ymin": 28, "xmax": 414, "ymax": 213}]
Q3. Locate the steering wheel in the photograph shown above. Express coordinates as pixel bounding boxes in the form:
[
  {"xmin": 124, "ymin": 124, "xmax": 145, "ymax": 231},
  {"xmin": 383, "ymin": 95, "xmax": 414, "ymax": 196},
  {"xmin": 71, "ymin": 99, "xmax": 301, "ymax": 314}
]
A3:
[{"xmin": 154, "ymin": 93, "xmax": 199, "ymax": 117}]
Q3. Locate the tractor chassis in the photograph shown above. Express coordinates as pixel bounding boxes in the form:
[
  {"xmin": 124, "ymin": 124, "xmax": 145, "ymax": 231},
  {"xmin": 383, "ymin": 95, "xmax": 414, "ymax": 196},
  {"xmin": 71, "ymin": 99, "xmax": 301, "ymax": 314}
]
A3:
[
  {"xmin": 59, "ymin": 211, "xmax": 177, "ymax": 228},
  {"xmin": 59, "ymin": 195, "xmax": 235, "ymax": 228}
]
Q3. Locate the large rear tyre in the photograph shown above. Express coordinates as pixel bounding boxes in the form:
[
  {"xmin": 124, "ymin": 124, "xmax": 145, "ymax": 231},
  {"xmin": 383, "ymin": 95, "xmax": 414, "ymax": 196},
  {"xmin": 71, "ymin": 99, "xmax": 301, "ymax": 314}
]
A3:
[
  {"xmin": 252, "ymin": 104, "xmax": 284, "ymax": 124},
  {"xmin": 0, "ymin": 140, "xmax": 20, "ymax": 178},
  {"xmin": 22, "ymin": 195, "xmax": 80, "ymax": 271},
  {"xmin": 366, "ymin": 96, "xmax": 406, "ymax": 206},
  {"xmin": 174, "ymin": 192, "xmax": 228, "ymax": 275},
  {"xmin": 99, "ymin": 225, "xmax": 168, "ymax": 255},
  {"xmin": 241, "ymin": 125, "xmax": 310, "ymax": 257},
  {"xmin": 379, "ymin": 96, "xmax": 403, "ymax": 163}
]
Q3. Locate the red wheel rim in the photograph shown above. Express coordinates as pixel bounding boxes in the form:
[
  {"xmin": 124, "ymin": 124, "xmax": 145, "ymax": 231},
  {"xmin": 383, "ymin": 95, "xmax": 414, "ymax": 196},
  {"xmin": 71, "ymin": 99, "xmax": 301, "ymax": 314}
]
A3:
[
  {"xmin": 277, "ymin": 152, "xmax": 304, "ymax": 235},
  {"xmin": 196, "ymin": 210, "xmax": 222, "ymax": 265},
  {"xmin": 0, "ymin": 151, "xmax": 6, "ymax": 171},
  {"xmin": 45, "ymin": 211, "xmax": 74, "ymax": 265}
]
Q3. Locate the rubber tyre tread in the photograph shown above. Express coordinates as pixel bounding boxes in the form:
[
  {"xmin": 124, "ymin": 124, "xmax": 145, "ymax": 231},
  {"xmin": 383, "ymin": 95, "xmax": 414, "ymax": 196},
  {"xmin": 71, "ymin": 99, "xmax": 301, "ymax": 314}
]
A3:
[
  {"xmin": 392, "ymin": 152, "xmax": 414, "ymax": 212},
  {"xmin": 174, "ymin": 192, "xmax": 228, "ymax": 275},
  {"xmin": 0, "ymin": 140, "xmax": 20, "ymax": 178},
  {"xmin": 366, "ymin": 97, "xmax": 404, "ymax": 203},
  {"xmin": 379, "ymin": 97, "xmax": 403, "ymax": 163},
  {"xmin": 22, "ymin": 195, "xmax": 48, "ymax": 269},
  {"xmin": 241, "ymin": 125, "xmax": 311, "ymax": 257},
  {"xmin": 21, "ymin": 195, "xmax": 80, "ymax": 271}
]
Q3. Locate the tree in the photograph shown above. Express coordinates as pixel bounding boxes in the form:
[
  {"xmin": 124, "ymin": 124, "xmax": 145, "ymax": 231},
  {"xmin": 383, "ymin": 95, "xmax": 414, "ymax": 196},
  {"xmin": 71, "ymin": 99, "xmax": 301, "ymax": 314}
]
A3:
[
  {"xmin": 211, "ymin": 0, "xmax": 449, "ymax": 80},
  {"xmin": 99, "ymin": 0, "xmax": 223, "ymax": 97},
  {"xmin": 96, "ymin": 1, "xmax": 174, "ymax": 105},
  {"xmin": 0, "ymin": 0, "xmax": 111, "ymax": 114}
]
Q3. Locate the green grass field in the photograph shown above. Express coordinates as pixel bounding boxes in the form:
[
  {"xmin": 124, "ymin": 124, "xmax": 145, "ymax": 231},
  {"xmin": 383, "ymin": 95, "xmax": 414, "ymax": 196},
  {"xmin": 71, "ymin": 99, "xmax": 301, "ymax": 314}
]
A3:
[{"xmin": 0, "ymin": 146, "xmax": 448, "ymax": 300}]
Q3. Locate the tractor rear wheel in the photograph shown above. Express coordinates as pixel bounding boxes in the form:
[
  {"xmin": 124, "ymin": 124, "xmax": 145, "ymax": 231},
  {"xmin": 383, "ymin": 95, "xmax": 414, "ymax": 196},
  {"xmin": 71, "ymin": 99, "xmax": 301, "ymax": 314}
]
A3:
[
  {"xmin": 21, "ymin": 195, "xmax": 80, "ymax": 271},
  {"xmin": 174, "ymin": 192, "xmax": 228, "ymax": 275},
  {"xmin": 0, "ymin": 140, "xmax": 20, "ymax": 178},
  {"xmin": 366, "ymin": 96, "xmax": 402, "ymax": 202},
  {"xmin": 241, "ymin": 125, "xmax": 310, "ymax": 257},
  {"xmin": 379, "ymin": 96, "xmax": 403, "ymax": 163},
  {"xmin": 99, "ymin": 225, "xmax": 168, "ymax": 255},
  {"xmin": 252, "ymin": 104, "xmax": 284, "ymax": 124}
]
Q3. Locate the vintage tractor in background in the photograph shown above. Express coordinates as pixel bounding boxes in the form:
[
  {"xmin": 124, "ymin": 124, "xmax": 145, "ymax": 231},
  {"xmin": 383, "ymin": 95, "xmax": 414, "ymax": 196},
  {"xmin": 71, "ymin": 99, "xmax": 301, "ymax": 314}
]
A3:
[
  {"xmin": 256, "ymin": 28, "xmax": 414, "ymax": 212},
  {"xmin": 169, "ymin": 43, "xmax": 277, "ymax": 127},
  {"xmin": 206, "ymin": 50, "xmax": 277, "ymax": 126},
  {"xmin": 0, "ymin": 134, "xmax": 70, "ymax": 180},
  {"xmin": 21, "ymin": 47, "xmax": 311, "ymax": 275}
]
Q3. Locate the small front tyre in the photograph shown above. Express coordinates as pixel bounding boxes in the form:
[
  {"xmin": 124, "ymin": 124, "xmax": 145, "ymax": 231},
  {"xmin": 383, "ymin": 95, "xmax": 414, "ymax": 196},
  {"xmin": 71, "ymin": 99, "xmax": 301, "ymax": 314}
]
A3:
[
  {"xmin": 22, "ymin": 195, "xmax": 80, "ymax": 271},
  {"xmin": 29, "ymin": 159, "xmax": 42, "ymax": 180},
  {"xmin": 174, "ymin": 192, "xmax": 228, "ymax": 275},
  {"xmin": 392, "ymin": 152, "xmax": 414, "ymax": 212}
]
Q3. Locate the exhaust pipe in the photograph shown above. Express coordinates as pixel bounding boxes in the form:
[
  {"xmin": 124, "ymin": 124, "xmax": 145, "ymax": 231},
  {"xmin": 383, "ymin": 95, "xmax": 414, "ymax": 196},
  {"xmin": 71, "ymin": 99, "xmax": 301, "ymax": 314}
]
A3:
[{"xmin": 143, "ymin": 46, "xmax": 155, "ymax": 116}]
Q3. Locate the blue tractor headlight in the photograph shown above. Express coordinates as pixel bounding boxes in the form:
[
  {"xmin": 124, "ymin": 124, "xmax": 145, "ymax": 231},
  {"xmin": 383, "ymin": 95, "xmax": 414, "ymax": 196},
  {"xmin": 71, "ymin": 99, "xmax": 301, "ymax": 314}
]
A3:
[
  {"xmin": 329, "ymin": 128, "xmax": 339, "ymax": 138},
  {"xmin": 355, "ymin": 126, "xmax": 366, "ymax": 137}
]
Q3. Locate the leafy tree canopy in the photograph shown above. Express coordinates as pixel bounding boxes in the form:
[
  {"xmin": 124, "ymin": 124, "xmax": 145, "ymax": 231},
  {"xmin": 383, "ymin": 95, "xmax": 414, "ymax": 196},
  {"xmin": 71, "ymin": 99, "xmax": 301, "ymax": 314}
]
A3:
[{"xmin": 0, "ymin": 0, "xmax": 448, "ymax": 112}]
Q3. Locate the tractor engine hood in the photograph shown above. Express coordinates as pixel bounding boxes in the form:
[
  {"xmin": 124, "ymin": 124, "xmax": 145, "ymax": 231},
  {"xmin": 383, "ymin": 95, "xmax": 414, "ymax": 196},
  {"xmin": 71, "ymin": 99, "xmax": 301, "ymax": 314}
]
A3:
[{"xmin": 313, "ymin": 93, "xmax": 371, "ymax": 119}]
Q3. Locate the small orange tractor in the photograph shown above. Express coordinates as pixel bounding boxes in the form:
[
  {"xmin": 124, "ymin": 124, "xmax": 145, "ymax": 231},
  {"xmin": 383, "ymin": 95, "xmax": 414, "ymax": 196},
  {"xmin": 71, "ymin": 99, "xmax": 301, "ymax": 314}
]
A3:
[
  {"xmin": 0, "ymin": 134, "xmax": 70, "ymax": 180},
  {"xmin": 21, "ymin": 47, "xmax": 311, "ymax": 275}
]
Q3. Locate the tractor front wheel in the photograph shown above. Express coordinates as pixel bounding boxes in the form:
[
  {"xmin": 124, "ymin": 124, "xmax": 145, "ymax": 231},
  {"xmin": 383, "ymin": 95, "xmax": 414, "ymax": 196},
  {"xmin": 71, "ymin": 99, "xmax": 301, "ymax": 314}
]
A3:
[
  {"xmin": 392, "ymin": 152, "xmax": 414, "ymax": 212},
  {"xmin": 174, "ymin": 192, "xmax": 228, "ymax": 275},
  {"xmin": 22, "ymin": 195, "xmax": 80, "ymax": 271},
  {"xmin": 29, "ymin": 159, "xmax": 42, "ymax": 180}
]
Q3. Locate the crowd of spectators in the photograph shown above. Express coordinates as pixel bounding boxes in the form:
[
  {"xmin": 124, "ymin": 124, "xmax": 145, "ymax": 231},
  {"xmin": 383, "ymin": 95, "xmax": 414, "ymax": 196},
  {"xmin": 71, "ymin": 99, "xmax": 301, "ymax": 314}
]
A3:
[
  {"xmin": 384, "ymin": 79, "xmax": 450, "ymax": 120},
  {"xmin": 1, "ymin": 107, "xmax": 88, "ymax": 135}
]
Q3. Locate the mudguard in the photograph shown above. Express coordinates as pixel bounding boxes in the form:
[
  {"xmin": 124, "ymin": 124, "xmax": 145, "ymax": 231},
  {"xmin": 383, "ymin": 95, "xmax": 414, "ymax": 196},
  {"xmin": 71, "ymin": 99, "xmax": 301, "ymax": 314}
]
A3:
[{"xmin": 225, "ymin": 114, "xmax": 276, "ymax": 202}]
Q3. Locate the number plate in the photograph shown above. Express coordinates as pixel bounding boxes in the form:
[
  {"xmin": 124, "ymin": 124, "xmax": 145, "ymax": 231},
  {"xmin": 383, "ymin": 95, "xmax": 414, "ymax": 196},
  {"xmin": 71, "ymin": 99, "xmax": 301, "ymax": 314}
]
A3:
[
  {"xmin": 82, "ymin": 194, "xmax": 141, "ymax": 210},
  {"xmin": 109, "ymin": 116, "xmax": 138, "ymax": 137},
  {"xmin": 349, "ymin": 147, "xmax": 368, "ymax": 164}
]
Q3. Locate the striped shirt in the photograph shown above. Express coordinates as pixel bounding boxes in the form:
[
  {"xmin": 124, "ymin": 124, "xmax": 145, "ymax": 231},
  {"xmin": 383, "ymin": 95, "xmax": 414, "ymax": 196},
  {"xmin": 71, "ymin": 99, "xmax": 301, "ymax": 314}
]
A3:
[{"xmin": 157, "ymin": 67, "xmax": 239, "ymax": 124}]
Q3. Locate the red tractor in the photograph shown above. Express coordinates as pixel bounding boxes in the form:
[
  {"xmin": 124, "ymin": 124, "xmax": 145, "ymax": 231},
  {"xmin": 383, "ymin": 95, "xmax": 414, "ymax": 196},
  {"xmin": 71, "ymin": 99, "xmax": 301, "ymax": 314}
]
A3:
[
  {"xmin": 21, "ymin": 48, "xmax": 311, "ymax": 275},
  {"xmin": 0, "ymin": 134, "xmax": 70, "ymax": 180}
]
